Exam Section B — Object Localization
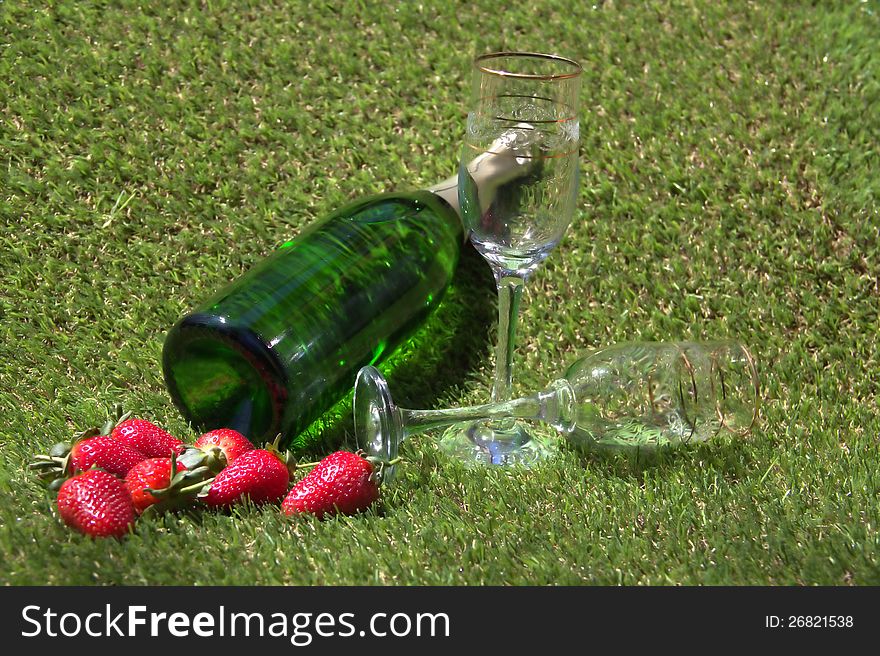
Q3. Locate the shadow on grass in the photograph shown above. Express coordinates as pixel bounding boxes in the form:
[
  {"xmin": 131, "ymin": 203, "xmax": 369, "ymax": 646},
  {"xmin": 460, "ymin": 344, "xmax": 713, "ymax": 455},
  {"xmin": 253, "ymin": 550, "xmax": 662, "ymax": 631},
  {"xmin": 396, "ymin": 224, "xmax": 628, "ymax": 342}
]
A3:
[
  {"xmin": 562, "ymin": 433, "xmax": 759, "ymax": 482},
  {"xmin": 290, "ymin": 245, "xmax": 496, "ymax": 458}
]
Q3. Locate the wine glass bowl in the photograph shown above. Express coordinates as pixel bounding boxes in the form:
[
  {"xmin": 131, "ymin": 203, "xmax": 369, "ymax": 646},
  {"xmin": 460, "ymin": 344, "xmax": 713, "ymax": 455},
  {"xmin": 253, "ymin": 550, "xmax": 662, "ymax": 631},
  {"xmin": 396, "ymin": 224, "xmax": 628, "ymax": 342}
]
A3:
[
  {"xmin": 563, "ymin": 341, "xmax": 759, "ymax": 449},
  {"xmin": 461, "ymin": 53, "xmax": 582, "ymax": 279}
]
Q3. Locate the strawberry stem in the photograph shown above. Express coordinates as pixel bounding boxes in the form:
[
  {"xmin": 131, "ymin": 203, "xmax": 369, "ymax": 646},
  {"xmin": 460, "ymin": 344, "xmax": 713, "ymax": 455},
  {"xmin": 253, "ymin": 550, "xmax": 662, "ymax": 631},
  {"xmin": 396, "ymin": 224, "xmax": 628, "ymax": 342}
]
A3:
[
  {"xmin": 179, "ymin": 477, "xmax": 216, "ymax": 498},
  {"xmin": 365, "ymin": 455, "xmax": 404, "ymax": 467},
  {"xmin": 101, "ymin": 404, "xmax": 133, "ymax": 436}
]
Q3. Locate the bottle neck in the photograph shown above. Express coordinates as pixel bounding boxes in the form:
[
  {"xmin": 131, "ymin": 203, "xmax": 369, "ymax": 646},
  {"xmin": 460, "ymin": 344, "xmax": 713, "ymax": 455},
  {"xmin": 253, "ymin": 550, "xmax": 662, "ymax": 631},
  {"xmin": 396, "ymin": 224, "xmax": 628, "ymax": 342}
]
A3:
[
  {"xmin": 427, "ymin": 124, "xmax": 541, "ymax": 240},
  {"xmin": 427, "ymin": 175, "xmax": 460, "ymax": 216}
]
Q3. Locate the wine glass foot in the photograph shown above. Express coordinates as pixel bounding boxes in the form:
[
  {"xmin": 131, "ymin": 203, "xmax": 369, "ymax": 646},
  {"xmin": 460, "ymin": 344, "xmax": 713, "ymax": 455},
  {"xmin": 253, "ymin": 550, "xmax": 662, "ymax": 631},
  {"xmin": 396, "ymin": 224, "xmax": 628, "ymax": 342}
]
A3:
[
  {"xmin": 354, "ymin": 366, "xmax": 403, "ymax": 483},
  {"xmin": 438, "ymin": 419, "xmax": 557, "ymax": 468}
]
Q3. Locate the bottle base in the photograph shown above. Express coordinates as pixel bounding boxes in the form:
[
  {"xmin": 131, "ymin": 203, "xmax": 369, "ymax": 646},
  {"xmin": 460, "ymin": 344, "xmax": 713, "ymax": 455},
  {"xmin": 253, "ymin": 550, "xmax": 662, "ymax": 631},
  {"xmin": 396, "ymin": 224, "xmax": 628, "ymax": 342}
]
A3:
[{"xmin": 163, "ymin": 313, "xmax": 287, "ymax": 444}]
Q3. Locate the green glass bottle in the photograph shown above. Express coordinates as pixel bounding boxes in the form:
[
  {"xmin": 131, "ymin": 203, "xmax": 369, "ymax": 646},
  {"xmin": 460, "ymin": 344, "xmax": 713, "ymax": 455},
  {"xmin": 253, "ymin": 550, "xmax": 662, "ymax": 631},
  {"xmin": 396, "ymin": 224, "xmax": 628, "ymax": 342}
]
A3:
[{"xmin": 162, "ymin": 184, "xmax": 462, "ymax": 448}]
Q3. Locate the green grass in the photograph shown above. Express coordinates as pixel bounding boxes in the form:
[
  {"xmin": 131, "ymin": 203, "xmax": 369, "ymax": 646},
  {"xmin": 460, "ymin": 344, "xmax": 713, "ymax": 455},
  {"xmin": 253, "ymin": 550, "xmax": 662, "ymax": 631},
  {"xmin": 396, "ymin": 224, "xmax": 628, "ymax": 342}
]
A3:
[{"xmin": 1, "ymin": 0, "xmax": 878, "ymax": 585}]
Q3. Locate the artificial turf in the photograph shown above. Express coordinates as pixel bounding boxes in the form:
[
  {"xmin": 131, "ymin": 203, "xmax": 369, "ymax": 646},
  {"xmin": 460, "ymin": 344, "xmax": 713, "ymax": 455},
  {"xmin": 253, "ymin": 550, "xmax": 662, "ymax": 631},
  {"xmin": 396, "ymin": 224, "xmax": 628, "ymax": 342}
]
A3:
[{"xmin": 0, "ymin": 0, "xmax": 877, "ymax": 585}]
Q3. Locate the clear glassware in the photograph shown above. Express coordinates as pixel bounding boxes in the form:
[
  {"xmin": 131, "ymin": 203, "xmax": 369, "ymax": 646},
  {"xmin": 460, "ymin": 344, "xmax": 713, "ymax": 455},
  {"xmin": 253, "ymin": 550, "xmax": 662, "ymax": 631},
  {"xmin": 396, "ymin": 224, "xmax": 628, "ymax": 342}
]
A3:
[
  {"xmin": 443, "ymin": 51, "xmax": 583, "ymax": 466},
  {"xmin": 354, "ymin": 341, "xmax": 760, "ymax": 481}
]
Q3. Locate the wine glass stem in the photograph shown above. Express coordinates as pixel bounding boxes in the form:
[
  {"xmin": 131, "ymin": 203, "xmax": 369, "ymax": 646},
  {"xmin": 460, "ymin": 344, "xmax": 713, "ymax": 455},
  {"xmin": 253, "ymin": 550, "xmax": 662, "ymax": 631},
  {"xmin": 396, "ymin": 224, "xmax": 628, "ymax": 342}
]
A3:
[
  {"xmin": 397, "ymin": 383, "xmax": 575, "ymax": 441},
  {"xmin": 492, "ymin": 274, "xmax": 525, "ymax": 402},
  {"xmin": 401, "ymin": 395, "xmax": 539, "ymax": 440}
]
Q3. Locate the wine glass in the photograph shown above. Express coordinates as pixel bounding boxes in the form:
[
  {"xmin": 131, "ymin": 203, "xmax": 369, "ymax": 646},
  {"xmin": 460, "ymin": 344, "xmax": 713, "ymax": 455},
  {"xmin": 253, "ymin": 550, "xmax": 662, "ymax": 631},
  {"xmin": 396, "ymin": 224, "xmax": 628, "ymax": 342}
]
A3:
[
  {"xmin": 441, "ymin": 51, "xmax": 583, "ymax": 466},
  {"xmin": 355, "ymin": 341, "xmax": 760, "ymax": 481}
]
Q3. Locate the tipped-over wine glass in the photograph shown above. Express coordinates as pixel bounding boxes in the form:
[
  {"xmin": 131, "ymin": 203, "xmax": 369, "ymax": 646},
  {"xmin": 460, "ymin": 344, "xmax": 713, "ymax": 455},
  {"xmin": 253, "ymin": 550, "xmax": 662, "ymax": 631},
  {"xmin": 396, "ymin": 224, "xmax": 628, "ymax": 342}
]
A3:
[
  {"xmin": 355, "ymin": 341, "xmax": 760, "ymax": 481},
  {"xmin": 444, "ymin": 51, "xmax": 583, "ymax": 466}
]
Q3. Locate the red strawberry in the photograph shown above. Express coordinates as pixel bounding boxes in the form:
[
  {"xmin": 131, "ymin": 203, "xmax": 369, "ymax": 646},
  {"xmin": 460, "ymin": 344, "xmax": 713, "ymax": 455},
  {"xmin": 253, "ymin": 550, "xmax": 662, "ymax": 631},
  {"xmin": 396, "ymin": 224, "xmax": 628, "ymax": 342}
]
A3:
[
  {"xmin": 56, "ymin": 470, "xmax": 137, "ymax": 538},
  {"xmin": 124, "ymin": 457, "xmax": 189, "ymax": 514},
  {"xmin": 69, "ymin": 434, "xmax": 146, "ymax": 477},
  {"xmin": 178, "ymin": 428, "xmax": 255, "ymax": 475},
  {"xmin": 111, "ymin": 418, "xmax": 184, "ymax": 458},
  {"xmin": 30, "ymin": 428, "xmax": 147, "ymax": 486},
  {"xmin": 194, "ymin": 429, "xmax": 254, "ymax": 465},
  {"xmin": 202, "ymin": 449, "xmax": 290, "ymax": 507},
  {"xmin": 282, "ymin": 451, "xmax": 380, "ymax": 519}
]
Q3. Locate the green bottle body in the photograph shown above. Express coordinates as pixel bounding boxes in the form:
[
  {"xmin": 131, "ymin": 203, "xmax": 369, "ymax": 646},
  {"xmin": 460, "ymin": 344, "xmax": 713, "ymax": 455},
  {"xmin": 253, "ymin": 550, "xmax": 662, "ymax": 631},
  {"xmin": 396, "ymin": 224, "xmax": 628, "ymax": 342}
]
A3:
[{"xmin": 162, "ymin": 190, "xmax": 462, "ymax": 446}]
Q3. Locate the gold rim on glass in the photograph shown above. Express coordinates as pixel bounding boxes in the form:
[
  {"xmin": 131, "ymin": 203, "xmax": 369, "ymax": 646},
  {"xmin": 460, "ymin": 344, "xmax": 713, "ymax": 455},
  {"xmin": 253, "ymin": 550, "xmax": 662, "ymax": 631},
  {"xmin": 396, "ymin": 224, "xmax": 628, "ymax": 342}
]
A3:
[
  {"xmin": 709, "ymin": 342, "xmax": 760, "ymax": 437},
  {"xmin": 475, "ymin": 51, "xmax": 583, "ymax": 80}
]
